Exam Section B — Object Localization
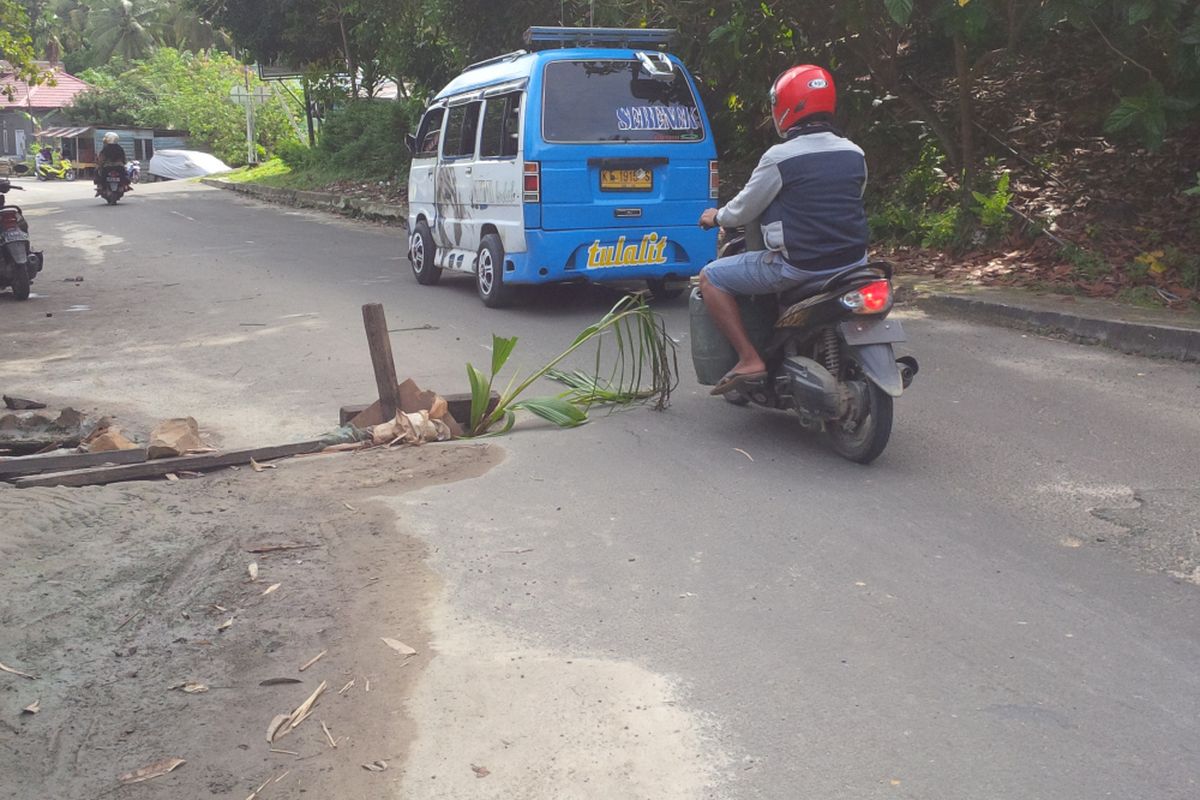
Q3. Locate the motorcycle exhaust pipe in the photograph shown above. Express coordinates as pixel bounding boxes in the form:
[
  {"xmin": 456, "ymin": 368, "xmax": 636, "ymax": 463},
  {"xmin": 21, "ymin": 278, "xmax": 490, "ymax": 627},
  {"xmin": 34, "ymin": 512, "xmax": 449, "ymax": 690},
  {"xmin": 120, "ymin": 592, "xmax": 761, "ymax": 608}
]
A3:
[{"xmin": 897, "ymin": 356, "xmax": 919, "ymax": 390}]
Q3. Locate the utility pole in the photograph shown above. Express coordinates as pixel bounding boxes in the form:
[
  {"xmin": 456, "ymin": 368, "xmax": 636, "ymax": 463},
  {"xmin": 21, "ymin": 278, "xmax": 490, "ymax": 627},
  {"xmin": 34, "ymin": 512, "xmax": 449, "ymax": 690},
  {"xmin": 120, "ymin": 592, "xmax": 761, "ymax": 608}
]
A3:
[{"xmin": 244, "ymin": 65, "xmax": 257, "ymax": 165}]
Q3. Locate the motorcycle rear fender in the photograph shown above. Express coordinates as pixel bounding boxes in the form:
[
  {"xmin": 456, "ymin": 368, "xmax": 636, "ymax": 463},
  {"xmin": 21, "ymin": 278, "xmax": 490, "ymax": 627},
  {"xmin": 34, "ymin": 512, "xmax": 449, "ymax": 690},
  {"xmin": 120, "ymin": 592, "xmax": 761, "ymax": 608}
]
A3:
[
  {"xmin": 5, "ymin": 240, "xmax": 28, "ymax": 265},
  {"xmin": 849, "ymin": 343, "xmax": 904, "ymax": 397}
]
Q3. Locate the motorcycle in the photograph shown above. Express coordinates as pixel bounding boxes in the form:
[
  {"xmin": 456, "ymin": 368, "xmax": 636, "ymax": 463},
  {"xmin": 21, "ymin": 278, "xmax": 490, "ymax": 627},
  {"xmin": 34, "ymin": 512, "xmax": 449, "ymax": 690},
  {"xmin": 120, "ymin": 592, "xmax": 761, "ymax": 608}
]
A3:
[
  {"xmin": 126, "ymin": 160, "xmax": 141, "ymax": 184},
  {"xmin": 98, "ymin": 164, "xmax": 130, "ymax": 204},
  {"xmin": 36, "ymin": 158, "xmax": 76, "ymax": 181},
  {"xmin": 690, "ymin": 230, "xmax": 918, "ymax": 464},
  {"xmin": 0, "ymin": 180, "xmax": 44, "ymax": 301}
]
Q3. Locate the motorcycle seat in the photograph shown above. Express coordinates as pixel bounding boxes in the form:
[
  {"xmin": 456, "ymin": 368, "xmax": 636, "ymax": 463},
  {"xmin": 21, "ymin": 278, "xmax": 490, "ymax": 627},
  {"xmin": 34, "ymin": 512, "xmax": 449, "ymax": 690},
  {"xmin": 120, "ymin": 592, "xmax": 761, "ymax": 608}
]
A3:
[{"xmin": 777, "ymin": 260, "xmax": 893, "ymax": 305}]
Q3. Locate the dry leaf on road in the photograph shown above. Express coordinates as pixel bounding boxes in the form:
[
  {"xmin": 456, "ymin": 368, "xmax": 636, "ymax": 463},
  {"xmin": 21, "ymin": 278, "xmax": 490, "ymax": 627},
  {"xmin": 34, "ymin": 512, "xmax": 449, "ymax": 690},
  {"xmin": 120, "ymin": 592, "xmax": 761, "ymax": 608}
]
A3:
[
  {"xmin": 248, "ymin": 562, "xmax": 259, "ymax": 581},
  {"xmin": 380, "ymin": 637, "xmax": 417, "ymax": 656},
  {"xmin": 260, "ymin": 677, "xmax": 302, "ymax": 686},
  {"xmin": 361, "ymin": 760, "xmax": 388, "ymax": 772},
  {"xmin": 472, "ymin": 764, "xmax": 491, "ymax": 778},
  {"xmin": 261, "ymin": 583, "xmax": 281, "ymax": 597},
  {"xmin": 0, "ymin": 661, "xmax": 37, "ymax": 680},
  {"xmin": 22, "ymin": 699, "xmax": 39, "ymax": 714},
  {"xmin": 250, "ymin": 458, "xmax": 276, "ymax": 472},
  {"xmin": 216, "ymin": 618, "xmax": 233, "ymax": 632},
  {"xmin": 118, "ymin": 756, "xmax": 186, "ymax": 784},
  {"xmin": 265, "ymin": 714, "xmax": 290, "ymax": 743}
]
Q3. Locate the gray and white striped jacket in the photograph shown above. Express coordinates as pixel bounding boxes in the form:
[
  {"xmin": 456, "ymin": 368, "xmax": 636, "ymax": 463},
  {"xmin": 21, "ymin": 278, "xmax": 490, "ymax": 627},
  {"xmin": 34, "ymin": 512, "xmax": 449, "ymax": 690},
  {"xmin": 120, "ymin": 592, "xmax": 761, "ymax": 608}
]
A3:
[{"xmin": 715, "ymin": 127, "xmax": 869, "ymax": 271}]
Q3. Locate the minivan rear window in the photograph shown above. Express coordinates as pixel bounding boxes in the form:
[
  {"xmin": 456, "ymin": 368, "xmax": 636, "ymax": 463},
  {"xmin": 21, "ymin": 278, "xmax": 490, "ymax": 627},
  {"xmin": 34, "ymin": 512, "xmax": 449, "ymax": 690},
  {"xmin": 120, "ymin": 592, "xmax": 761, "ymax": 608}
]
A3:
[{"xmin": 542, "ymin": 59, "xmax": 704, "ymax": 144}]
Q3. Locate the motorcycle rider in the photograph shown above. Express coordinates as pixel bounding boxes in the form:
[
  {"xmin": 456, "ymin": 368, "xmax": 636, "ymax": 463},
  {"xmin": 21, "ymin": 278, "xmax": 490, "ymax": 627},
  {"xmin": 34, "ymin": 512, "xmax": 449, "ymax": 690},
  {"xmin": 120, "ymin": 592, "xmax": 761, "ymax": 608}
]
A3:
[
  {"xmin": 35, "ymin": 146, "xmax": 52, "ymax": 178},
  {"xmin": 95, "ymin": 131, "xmax": 128, "ymax": 193},
  {"xmin": 698, "ymin": 65, "xmax": 869, "ymax": 395}
]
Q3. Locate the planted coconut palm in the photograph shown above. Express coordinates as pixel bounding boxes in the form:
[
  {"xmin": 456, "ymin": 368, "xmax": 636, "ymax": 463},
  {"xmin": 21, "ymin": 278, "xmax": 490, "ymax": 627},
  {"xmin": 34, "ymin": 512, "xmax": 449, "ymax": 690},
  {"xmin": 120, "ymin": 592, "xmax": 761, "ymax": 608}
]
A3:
[{"xmin": 466, "ymin": 294, "xmax": 677, "ymax": 436}]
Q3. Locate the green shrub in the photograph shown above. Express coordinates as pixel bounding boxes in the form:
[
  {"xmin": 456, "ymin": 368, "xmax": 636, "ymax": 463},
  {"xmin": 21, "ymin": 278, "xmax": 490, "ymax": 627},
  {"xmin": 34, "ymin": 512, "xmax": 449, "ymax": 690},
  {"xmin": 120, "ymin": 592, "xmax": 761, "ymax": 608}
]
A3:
[
  {"xmin": 311, "ymin": 99, "xmax": 420, "ymax": 179},
  {"xmin": 275, "ymin": 139, "xmax": 313, "ymax": 169},
  {"xmin": 971, "ymin": 172, "xmax": 1013, "ymax": 231}
]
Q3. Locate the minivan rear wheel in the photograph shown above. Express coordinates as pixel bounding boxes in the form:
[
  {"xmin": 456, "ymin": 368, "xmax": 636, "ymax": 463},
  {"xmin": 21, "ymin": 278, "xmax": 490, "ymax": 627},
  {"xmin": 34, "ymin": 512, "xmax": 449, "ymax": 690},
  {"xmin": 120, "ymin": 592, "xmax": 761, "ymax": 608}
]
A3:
[
  {"xmin": 410, "ymin": 220, "xmax": 441, "ymax": 286},
  {"xmin": 477, "ymin": 233, "xmax": 515, "ymax": 308}
]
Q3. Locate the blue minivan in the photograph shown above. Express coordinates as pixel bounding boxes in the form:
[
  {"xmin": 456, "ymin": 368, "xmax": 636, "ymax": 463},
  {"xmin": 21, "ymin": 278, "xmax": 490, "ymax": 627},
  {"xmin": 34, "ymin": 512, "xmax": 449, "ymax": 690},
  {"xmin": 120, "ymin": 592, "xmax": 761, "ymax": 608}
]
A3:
[{"xmin": 406, "ymin": 27, "xmax": 719, "ymax": 307}]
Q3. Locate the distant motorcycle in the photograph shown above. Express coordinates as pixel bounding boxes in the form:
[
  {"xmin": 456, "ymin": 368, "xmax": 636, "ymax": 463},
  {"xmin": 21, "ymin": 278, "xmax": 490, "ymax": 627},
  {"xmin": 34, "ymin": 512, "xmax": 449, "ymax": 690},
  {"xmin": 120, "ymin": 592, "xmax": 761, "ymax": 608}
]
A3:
[
  {"xmin": 126, "ymin": 160, "xmax": 141, "ymax": 184},
  {"xmin": 36, "ymin": 158, "xmax": 76, "ymax": 181},
  {"xmin": 98, "ymin": 164, "xmax": 130, "ymax": 205},
  {"xmin": 0, "ymin": 179, "xmax": 44, "ymax": 301}
]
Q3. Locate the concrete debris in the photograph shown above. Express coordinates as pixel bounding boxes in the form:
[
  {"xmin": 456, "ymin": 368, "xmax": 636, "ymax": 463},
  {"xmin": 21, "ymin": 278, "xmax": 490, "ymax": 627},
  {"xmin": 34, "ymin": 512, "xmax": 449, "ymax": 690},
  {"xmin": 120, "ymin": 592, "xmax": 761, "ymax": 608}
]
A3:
[{"xmin": 148, "ymin": 417, "xmax": 204, "ymax": 459}]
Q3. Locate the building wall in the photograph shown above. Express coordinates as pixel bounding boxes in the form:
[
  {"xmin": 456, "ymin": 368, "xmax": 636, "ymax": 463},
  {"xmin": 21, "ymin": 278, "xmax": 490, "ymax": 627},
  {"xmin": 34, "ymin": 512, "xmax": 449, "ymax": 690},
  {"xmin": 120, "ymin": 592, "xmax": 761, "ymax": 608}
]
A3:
[{"xmin": 0, "ymin": 111, "xmax": 35, "ymax": 157}]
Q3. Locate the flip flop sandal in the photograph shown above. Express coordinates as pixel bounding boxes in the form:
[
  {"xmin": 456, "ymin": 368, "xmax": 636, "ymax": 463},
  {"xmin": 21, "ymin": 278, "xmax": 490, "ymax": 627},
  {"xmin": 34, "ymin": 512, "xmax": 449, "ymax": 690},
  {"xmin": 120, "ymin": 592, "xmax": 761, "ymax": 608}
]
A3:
[{"xmin": 710, "ymin": 370, "xmax": 768, "ymax": 396}]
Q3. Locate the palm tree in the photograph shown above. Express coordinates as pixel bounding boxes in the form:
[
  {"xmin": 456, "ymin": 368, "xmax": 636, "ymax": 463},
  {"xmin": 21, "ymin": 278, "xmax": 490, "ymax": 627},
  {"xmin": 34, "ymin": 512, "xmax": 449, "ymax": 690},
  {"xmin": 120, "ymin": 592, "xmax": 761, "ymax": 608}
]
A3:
[
  {"xmin": 87, "ymin": 0, "xmax": 165, "ymax": 62},
  {"xmin": 161, "ymin": 4, "xmax": 230, "ymax": 52}
]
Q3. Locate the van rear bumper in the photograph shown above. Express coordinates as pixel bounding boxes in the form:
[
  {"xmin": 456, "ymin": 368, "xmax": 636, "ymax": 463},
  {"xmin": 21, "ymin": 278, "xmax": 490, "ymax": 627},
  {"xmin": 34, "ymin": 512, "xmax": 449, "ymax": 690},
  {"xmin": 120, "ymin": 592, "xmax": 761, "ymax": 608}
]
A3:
[{"xmin": 504, "ymin": 226, "xmax": 718, "ymax": 285}]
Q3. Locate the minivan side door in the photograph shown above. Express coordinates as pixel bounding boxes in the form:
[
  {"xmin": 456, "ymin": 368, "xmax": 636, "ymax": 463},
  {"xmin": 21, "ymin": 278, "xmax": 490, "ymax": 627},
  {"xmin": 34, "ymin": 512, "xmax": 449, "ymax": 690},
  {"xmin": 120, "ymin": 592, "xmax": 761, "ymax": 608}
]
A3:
[
  {"xmin": 435, "ymin": 99, "xmax": 483, "ymax": 257},
  {"xmin": 408, "ymin": 105, "xmax": 445, "ymax": 231},
  {"xmin": 472, "ymin": 91, "xmax": 525, "ymax": 255}
]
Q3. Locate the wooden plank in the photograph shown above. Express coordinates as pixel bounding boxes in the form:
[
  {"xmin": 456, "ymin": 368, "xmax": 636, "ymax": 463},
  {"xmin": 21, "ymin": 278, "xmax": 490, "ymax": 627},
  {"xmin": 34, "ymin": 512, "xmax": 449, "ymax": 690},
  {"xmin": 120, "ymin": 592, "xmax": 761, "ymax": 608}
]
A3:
[
  {"xmin": 361, "ymin": 304, "xmax": 402, "ymax": 421},
  {"xmin": 13, "ymin": 440, "xmax": 328, "ymax": 489},
  {"xmin": 0, "ymin": 447, "xmax": 148, "ymax": 479}
]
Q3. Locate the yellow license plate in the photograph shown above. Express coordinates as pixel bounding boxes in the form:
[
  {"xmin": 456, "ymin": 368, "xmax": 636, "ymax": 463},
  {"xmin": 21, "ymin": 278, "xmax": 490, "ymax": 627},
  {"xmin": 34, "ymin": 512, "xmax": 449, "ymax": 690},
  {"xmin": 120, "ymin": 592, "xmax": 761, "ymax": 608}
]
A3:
[{"xmin": 600, "ymin": 168, "xmax": 653, "ymax": 191}]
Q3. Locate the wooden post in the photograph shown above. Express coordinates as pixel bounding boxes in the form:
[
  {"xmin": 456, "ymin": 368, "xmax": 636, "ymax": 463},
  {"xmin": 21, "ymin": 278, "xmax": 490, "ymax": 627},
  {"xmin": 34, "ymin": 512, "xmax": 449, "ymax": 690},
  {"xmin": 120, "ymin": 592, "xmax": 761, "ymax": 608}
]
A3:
[{"xmin": 361, "ymin": 303, "xmax": 402, "ymax": 421}]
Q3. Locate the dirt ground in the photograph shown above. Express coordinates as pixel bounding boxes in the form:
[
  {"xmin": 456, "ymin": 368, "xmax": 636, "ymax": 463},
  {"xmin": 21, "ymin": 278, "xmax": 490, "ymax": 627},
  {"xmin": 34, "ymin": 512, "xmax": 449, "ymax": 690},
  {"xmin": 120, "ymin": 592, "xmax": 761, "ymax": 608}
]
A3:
[{"xmin": 0, "ymin": 442, "xmax": 501, "ymax": 799}]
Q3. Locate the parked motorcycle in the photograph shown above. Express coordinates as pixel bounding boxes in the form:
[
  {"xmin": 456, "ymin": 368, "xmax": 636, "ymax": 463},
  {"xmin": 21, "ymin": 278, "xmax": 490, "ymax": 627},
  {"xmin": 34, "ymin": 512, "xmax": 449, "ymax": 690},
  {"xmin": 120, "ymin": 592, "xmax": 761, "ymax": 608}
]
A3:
[
  {"xmin": 98, "ymin": 164, "xmax": 130, "ymax": 204},
  {"xmin": 691, "ymin": 231, "xmax": 918, "ymax": 464},
  {"xmin": 126, "ymin": 160, "xmax": 141, "ymax": 184},
  {"xmin": 36, "ymin": 158, "xmax": 76, "ymax": 181},
  {"xmin": 0, "ymin": 179, "xmax": 44, "ymax": 301}
]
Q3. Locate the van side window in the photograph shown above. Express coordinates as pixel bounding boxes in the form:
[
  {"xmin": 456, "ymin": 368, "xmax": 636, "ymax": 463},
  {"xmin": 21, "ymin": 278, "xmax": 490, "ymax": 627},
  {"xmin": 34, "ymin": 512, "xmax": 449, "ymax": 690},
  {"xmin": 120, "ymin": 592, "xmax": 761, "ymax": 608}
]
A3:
[
  {"xmin": 414, "ymin": 108, "xmax": 445, "ymax": 158},
  {"xmin": 442, "ymin": 101, "xmax": 482, "ymax": 159},
  {"xmin": 479, "ymin": 93, "xmax": 521, "ymax": 159}
]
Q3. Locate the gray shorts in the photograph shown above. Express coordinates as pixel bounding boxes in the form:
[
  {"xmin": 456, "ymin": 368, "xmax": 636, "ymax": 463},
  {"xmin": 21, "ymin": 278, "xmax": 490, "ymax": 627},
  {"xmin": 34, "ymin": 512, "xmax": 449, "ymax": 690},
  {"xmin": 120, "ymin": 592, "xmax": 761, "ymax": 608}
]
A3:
[{"xmin": 702, "ymin": 249, "xmax": 865, "ymax": 296}]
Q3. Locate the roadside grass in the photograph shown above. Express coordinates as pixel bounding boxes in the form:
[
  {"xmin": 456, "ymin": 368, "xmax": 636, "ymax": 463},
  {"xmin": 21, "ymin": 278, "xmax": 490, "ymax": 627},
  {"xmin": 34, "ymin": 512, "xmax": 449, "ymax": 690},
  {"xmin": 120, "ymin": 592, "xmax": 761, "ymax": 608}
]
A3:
[{"xmin": 218, "ymin": 158, "xmax": 369, "ymax": 191}]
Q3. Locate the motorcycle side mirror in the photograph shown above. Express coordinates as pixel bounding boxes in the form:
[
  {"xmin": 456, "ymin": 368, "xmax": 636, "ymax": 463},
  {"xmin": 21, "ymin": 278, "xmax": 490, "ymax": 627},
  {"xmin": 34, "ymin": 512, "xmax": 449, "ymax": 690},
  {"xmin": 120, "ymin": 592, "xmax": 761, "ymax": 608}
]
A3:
[
  {"xmin": 12, "ymin": 163, "xmax": 28, "ymax": 175},
  {"xmin": 404, "ymin": 133, "xmax": 417, "ymax": 155}
]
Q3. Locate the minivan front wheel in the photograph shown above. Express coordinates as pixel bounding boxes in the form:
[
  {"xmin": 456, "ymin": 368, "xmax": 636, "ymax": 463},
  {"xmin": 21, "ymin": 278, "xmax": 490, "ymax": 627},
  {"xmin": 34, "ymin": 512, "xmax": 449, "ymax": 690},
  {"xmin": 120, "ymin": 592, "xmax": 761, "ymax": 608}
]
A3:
[
  {"xmin": 410, "ymin": 220, "xmax": 441, "ymax": 286},
  {"xmin": 476, "ymin": 233, "xmax": 515, "ymax": 308}
]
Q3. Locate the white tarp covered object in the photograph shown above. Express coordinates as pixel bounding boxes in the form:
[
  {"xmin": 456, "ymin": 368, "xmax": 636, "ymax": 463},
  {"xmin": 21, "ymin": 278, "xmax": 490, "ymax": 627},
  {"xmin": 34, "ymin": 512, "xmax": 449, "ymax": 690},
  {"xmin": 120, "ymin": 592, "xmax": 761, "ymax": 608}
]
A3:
[{"xmin": 147, "ymin": 149, "xmax": 231, "ymax": 180}]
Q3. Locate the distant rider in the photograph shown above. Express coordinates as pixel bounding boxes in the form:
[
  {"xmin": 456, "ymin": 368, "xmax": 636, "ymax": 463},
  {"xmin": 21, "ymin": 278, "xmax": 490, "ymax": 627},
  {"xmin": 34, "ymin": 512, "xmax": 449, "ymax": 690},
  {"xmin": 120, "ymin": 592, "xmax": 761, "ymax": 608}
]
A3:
[
  {"xmin": 35, "ymin": 146, "xmax": 52, "ymax": 178},
  {"xmin": 95, "ymin": 131, "xmax": 128, "ymax": 193},
  {"xmin": 698, "ymin": 65, "xmax": 869, "ymax": 395}
]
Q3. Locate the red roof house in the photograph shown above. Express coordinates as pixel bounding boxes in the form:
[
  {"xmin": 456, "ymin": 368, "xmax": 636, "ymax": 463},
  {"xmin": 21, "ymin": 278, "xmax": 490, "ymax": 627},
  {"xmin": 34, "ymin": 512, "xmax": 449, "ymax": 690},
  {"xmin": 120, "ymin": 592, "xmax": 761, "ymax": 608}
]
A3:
[{"xmin": 0, "ymin": 62, "xmax": 92, "ymax": 157}]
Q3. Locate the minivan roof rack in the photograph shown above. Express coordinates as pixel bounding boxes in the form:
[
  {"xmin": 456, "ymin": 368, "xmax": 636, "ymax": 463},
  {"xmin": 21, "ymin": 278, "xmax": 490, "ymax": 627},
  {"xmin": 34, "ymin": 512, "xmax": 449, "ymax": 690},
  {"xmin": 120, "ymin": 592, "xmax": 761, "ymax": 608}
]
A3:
[
  {"xmin": 465, "ymin": 50, "xmax": 529, "ymax": 72},
  {"xmin": 523, "ymin": 26, "xmax": 675, "ymax": 50}
]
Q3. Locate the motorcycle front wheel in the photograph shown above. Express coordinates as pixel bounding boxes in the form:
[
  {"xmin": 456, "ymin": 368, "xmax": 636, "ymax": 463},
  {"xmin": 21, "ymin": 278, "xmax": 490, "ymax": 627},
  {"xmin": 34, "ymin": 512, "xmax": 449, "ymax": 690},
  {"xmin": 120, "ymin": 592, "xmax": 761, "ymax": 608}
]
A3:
[{"xmin": 827, "ymin": 374, "xmax": 893, "ymax": 464}]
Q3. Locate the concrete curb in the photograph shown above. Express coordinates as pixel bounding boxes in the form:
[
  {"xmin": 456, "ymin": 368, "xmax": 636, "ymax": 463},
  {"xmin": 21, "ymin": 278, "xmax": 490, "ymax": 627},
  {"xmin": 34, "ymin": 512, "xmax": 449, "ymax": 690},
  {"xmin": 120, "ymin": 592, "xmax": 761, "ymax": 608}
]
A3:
[
  {"xmin": 901, "ymin": 281, "xmax": 1200, "ymax": 363},
  {"xmin": 201, "ymin": 178, "xmax": 407, "ymax": 225}
]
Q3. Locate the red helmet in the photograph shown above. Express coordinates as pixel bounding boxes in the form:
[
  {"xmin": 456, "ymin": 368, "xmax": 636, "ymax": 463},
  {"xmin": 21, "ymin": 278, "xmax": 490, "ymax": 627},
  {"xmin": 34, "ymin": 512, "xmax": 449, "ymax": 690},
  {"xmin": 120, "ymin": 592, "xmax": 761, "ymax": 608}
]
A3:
[{"xmin": 770, "ymin": 65, "xmax": 836, "ymax": 136}]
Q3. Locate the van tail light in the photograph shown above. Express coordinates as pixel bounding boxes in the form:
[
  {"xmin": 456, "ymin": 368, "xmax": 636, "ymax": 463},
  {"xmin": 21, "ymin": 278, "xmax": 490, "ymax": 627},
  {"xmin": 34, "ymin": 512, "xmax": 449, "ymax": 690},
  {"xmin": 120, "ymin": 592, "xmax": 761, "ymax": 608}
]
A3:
[
  {"xmin": 840, "ymin": 280, "xmax": 892, "ymax": 314},
  {"xmin": 523, "ymin": 162, "xmax": 541, "ymax": 203},
  {"xmin": 709, "ymin": 160, "xmax": 719, "ymax": 200},
  {"xmin": 0, "ymin": 210, "xmax": 20, "ymax": 231}
]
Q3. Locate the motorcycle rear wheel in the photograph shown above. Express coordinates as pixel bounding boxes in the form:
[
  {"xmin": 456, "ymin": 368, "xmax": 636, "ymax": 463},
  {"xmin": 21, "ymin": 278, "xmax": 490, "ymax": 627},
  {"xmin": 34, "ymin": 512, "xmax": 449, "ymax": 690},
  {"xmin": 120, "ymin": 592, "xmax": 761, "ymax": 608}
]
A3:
[
  {"xmin": 827, "ymin": 378, "xmax": 893, "ymax": 464},
  {"xmin": 10, "ymin": 263, "xmax": 30, "ymax": 301}
]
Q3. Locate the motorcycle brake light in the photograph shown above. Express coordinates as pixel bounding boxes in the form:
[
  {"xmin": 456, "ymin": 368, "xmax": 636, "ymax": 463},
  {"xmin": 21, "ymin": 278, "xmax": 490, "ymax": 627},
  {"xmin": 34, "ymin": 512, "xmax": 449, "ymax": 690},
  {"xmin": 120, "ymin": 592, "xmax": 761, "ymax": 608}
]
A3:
[
  {"xmin": 841, "ymin": 280, "xmax": 892, "ymax": 314},
  {"xmin": 0, "ymin": 210, "xmax": 20, "ymax": 230}
]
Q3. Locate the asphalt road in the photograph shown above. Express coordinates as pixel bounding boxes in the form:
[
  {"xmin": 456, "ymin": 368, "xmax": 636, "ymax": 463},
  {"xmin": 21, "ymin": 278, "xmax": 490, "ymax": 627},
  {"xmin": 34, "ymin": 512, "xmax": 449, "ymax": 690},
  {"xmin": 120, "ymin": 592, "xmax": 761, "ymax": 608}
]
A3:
[{"xmin": 3, "ymin": 179, "xmax": 1198, "ymax": 798}]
